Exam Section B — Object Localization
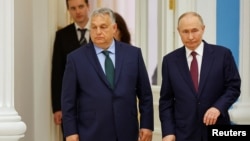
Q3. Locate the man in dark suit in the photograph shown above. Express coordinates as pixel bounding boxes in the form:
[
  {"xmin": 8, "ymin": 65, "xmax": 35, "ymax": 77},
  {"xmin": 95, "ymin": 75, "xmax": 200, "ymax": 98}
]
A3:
[
  {"xmin": 51, "ymin": 0, "xmax": 90, "ymax": 140},
  {"xmin": 159, "ymin": 12, "xmax": 241, "ymax": 141},
  {"xmin": 61, "ymin": 7, "xmax": 154, "ymax": 141}
]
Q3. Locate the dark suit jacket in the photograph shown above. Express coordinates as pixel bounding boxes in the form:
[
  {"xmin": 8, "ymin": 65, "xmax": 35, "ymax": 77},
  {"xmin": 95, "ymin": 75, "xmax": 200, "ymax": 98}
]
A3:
[
  {"xmin": 61, "ymin": 41, "xmax": 154, "ymax": 141},
  {"xmin": 159, "ymin": 40, "xmax": 241, "ymax": 141},
  {"xmin": 51, "ymin": 23, "xmax": 86, "ymax": 113}
]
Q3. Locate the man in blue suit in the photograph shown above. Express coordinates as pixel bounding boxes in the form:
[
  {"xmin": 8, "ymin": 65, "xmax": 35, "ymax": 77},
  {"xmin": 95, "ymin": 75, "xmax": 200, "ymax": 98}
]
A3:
[
  {"xmin": 159, "ymin": 12, "xmax": 241, "ymax": 141},
  {"xmin": 61, "ymin": 7, "xmax": 154, "ymax": 141}
]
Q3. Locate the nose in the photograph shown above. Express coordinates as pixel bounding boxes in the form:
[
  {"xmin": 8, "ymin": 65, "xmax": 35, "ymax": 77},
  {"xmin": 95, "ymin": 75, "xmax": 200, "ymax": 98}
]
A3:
[
  {"xmin": 188, "ymin": 32, "xmax": 194, "ymax": 40},
  {"xmin": 76, "ymin": 7, "xmax": 81, "ymax": 14},
  {"xmin": 96, "ymin": 27, "xmax": 102, "ymax": 34}
]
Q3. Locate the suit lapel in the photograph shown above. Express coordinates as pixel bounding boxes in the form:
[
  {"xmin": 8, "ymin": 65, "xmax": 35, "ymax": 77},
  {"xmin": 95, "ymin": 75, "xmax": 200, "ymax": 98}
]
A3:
[
  {"xmin": 68, "ymin": 24, "xmax": 81, "ymax": 48},
  {"xmin": 176, "ymin": 47, "xmax": 197, "ymax": 93},
  {"xmin": 113, "ymin": 41, "xmax": 124, "ymax": 86},
  {"xmin": 85, "ymin": 43, "xmax": 111, "ymax": 88},
  {"xmin": 198, "ymin": 42, "xmax": 214, "ymax": 94}
]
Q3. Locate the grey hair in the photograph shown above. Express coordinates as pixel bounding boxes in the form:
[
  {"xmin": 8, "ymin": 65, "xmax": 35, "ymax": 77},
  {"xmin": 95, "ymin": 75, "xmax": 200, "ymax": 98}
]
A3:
[
  {"xmin": 177, "ymin": 11, "xmax": 204, "ymax": 27},
  {"xmin": 90, "ymin": 7, "xmax": 116, "ymax": 24}
]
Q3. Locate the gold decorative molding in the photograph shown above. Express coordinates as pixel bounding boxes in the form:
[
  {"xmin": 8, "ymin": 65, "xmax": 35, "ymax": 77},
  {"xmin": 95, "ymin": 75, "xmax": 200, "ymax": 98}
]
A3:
[
  {"xmin": 97, "ymin": 0, "xmax": 102, "ymax": 8},
  {"xmin": 169, "ymin": 0, "xmax": 175, "ymax": 10}
]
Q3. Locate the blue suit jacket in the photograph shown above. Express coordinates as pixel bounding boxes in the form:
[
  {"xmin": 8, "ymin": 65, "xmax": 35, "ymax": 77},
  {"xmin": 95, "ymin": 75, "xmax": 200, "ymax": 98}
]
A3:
[
  {"xmin": 61, "ymin": 40, "xmax": 154, "ymax": 141},
  {"xmin": 159, "ymin": 41, "xmax": 241, "ymax": 141}
]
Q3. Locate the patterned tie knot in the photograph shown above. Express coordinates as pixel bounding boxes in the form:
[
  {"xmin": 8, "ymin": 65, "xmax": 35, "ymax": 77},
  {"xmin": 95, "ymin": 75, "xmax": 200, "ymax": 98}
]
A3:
[
  {"xmin": 191, "ymin": 51, "xmax": 197, "ymax": 57},
  {"xmin": 102, "ymin": 50, "xmax": 110, "ymax": 57},
  {"xmin": 78, "ymin": 28, "xmax": 87, "ymax": 45},
  {"xmin": 78, "ymin": 28, "xmax": 87, "ymax": 35}
]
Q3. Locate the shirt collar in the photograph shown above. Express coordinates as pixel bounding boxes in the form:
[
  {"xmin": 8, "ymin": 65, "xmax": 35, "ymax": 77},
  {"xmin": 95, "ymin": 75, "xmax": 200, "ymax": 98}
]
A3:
[
  {"xmin": 74, "ymin": 21, "xmax": 90, "ymax": 31},
  {"xmin": 185, "ymin": 41, "xmax": 204, "ymax": 57},
  {"xmin": 94, "ymin": 39, "xmax": 115, "ymax": 55}
]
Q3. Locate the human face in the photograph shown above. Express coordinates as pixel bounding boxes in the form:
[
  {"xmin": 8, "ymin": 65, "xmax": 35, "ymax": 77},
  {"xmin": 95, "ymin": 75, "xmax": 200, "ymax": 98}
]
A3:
[
  {"xmin": 67, "ymin": 0, "xmax": 89, "ymax": 27},
  {"xmin": 177, "ymin": 15, "xmax": 205, "ymax": 50},
  {"xmin": 90, "ymin": 14, "xmax": 117, "ymax": 49}
]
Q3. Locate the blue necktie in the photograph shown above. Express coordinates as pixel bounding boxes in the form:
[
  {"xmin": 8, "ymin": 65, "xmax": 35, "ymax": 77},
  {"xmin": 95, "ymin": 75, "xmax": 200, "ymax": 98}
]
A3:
[{"xmin": 102, "ymin": 50, "xmax": 115, "ymax": 89}]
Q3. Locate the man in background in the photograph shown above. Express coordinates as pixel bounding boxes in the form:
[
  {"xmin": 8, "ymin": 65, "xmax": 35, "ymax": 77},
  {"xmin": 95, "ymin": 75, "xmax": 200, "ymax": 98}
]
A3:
[{"xmin": 51, "ymin": 0, "xmax": 90, "ymax": 140}]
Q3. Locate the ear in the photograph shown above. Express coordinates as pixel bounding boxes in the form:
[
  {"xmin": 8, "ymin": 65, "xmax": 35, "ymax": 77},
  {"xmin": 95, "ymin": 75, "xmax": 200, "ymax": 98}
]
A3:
[
  {"xmin": 202, "ymin": 25, "xmax": 205, "ymax": 31},
  {"xmin": 112, "ymin": 23, "xmax": 118, "ymax": 33},
  {"xmin": 177, "ymin": 27, "xmax": 181, "ymax": 34}
]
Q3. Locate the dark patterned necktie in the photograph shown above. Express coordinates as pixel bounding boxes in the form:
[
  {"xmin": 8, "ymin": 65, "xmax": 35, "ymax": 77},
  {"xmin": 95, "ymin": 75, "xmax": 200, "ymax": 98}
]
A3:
[
  {"xmin": 102, "ymin": 50, "xmax": 115, "ymax": 89},
  {"xmin": 190, "ymin": 51, "xmax": 198, "ymax": 92},
  {"xmin": 78, "ymin": 28, "xmax": 87, "ymax": 45}
]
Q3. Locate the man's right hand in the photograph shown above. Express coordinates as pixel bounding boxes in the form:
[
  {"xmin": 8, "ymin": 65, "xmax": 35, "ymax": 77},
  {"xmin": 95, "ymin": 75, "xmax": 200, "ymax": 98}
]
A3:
[
  {"xmin": 162, "ymin": 134, "xmax": 176, "ymax": 141},
  {"xmin": 66, "ymin": 134, "xmax": 79, "ymax": 141}
]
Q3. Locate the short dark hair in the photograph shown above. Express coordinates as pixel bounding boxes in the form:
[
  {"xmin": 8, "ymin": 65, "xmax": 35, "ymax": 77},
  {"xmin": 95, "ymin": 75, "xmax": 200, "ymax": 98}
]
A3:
[
  {"xmin": 114, "ymin": 12, "xmax": 131, "ymax": 44},
  {"xmin": 66, "ymin": 0, "xmax": 89, "ymax": 9}
]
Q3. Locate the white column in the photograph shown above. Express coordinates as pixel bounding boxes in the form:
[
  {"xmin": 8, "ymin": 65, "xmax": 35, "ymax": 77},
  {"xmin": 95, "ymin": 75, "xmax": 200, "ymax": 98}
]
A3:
[
  {"xmin": 135, "ymin": 0, "xmax": 148, "ymax": 66},
  {"xmin": 0, "ymin": 0, "xmax": 27, "ymax": 140},
  {"xmin": 229, "ymin": 0, "xmax": 250, "ymax": 124}
]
